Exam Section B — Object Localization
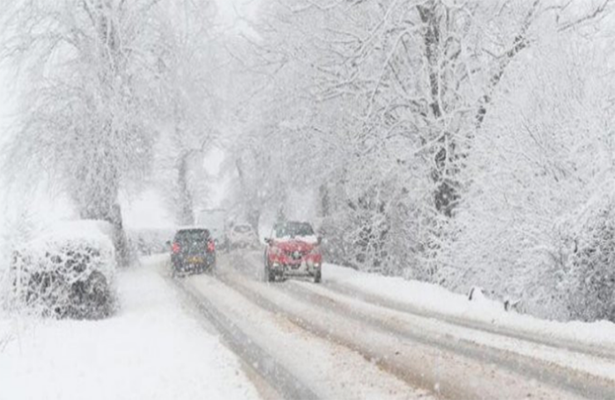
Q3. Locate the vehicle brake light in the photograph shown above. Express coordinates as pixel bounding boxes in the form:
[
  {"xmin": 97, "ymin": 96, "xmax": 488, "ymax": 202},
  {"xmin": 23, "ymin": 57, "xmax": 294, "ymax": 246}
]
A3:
[
  {"xmin": 207, "ymin": 240, "xmax": 215, "ymax": 252},
  {"xmin": 172, "ymin": 242, "xmax": 181, "ymax": 253}
]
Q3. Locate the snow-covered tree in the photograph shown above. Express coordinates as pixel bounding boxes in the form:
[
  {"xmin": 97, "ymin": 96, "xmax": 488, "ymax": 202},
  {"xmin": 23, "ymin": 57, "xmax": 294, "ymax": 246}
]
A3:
[
  {"xmin": 153, "ymin": 0, "xmax": 220, "ymax": 225},
  {"xmin": 1, "ymin": 0, "xmax": 173, "ymax": 264},
  {"xmin": 447, "ymin": 28, "xmax": 615, "ymax": 320},
  {"xmin": 226, "ymin": 0, "xmax": 615, "ymax": 315}
]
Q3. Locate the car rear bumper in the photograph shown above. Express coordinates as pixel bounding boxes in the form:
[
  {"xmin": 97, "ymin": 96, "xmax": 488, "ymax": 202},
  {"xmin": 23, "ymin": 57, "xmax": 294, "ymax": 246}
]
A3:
[
  {"xmin": 172, "ymin": 254, "xmax": 215, "ymax": 271},
  {"xmin": 270, "ymin": 260, "xmax": 320, "ymax": 275}
]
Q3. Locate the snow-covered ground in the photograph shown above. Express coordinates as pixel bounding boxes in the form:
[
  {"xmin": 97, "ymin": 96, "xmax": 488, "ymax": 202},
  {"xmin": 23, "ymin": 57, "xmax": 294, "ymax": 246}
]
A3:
[
  {"xmin": 0, "ymin": 256, "xmax": 258, "ymax": 400},
  {"xmin": 323, "ymin": 263, "xmax": 615, "ymax": 351}
]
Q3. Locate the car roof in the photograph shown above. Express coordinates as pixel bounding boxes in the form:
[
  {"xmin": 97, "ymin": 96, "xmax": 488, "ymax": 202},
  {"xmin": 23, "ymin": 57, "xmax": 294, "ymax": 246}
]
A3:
[
  {"xmin": 175, "ymin": 227, "xmax": 210, "ymax": 233},
  {"xmin": 275, "ymin": 221, "xmax": 312, "ymax": 227}
]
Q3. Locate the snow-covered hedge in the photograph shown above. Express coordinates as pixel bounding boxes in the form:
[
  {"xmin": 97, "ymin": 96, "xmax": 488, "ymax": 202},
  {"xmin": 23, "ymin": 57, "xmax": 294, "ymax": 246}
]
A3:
[
  {"xmin": 564, "ymin": 198, "xmax": 615, "ymax": 322},
  {"xmin": 7, "ymin": 220, "xmax": 117, "ymax": 319}
]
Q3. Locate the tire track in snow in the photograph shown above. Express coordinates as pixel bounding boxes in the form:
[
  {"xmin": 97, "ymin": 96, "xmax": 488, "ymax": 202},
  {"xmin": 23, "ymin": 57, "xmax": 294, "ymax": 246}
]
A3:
[
  {"xmin": 164, "ymin": 273, "xmax": 320, "ymax": 400},
  {"xmin": 247, "ymin": 244, "xmax": 615, "ymax": 363},
  {"xmin": 216, "ymin": 269, "xmax": 586, "ymax": 400},
  {"xmin": 281, "ymin": 279, "xmax": 615, "ymax": 400},
  {"xmin": 172, "ymin": 268, "xmax": 432, "ymax": 400}
]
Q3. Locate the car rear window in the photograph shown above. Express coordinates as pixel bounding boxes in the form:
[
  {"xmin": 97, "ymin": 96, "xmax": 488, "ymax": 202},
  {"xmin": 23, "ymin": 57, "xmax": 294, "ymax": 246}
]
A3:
[
  {"xmin": 274, "ymin": 222, "xmax": 314, "ymax": 238},
  {"xmin": 175, "ymin": 229, "xmax": 210, "ymax": 242},
  {"xmin": 234, "ymin": 225, "xmax": 251, "ymax": 233}
]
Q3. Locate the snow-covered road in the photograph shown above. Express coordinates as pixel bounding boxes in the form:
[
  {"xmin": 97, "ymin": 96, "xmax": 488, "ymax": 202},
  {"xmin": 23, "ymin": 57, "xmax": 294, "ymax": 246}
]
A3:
[
  {"xmin": 173, "ymin": 250, "xmax": 615, "ymax": 400},
  {"xmin": 168, "ymin": 259, "xmax": 431, "ymax": 400}
]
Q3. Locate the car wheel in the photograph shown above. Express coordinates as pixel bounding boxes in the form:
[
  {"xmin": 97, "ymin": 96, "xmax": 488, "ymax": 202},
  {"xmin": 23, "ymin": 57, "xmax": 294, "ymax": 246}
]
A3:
[
  {"xmin": 172, "ymin": 262, "xmax": 182, "ymax": 278},
  {"xmin": 264, "ymin": 261, "xmax": 275, "ymax": 282}
]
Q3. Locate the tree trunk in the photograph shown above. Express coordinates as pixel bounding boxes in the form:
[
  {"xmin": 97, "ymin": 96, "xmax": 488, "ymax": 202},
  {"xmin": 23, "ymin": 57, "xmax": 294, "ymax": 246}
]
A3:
[
  {"xmin": 418, "ymin": 2, "xmax": 458, "ymax": 217},
  {"xmin": 319, "ymin": 184, "xmax": 330, "ymax": 217},
  {"xmin": 177, "ymin": 153, "xmax": 194, "ymax": 226},
  {"xmin": 78, "ymin": 200, "xmax": 131, "ymax": 268}
]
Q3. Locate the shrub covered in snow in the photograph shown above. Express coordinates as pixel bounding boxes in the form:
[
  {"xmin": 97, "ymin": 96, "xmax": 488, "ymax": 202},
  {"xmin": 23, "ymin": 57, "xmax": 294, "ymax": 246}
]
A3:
[
  {"xmin": 565, "ymin": 200, "xmax": 615, "ymax": 322},
  {"xmin": 437, "ymin": 39, "xmax": 615, "ymax": 322},
  {"xmin": 7, "ymin": 220, "xmax": 117, "ymax": 319}
]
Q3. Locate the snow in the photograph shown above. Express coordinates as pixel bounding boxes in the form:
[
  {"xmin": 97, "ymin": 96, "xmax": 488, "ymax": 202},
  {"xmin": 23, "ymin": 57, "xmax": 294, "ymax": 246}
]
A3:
[
  {"xmin": 122, "ymin": 190, "xmax": 174, "ymax": 230},
  {"xmin": 10, "ymin": 219, "xmax": 117, "ymax": 297},
  {"xmin": 202, "ymin": 146, "xmax": 230, "ymax": 208},
  {"xmin": 222, "ymin": 253, "xmax": 592, "ymax": 399},
  {"xmin": 213, "ymin": 0, "xmax": 261, "ymax": 39},
  {"xmin": 28, "ymin": 220, "xmax": 116, "ymax": 265},
  {"xmin": 275, "ymin": 234, "xmax": 319, "ymax": 244},
  {"xmin": 0, "ymin": 255, "xmax": 259, "ymax": 400},
  {"xmin": 2, "ymin": 1, "xmax": 615, "ymax": 396},
  {"xmin": 186, "ymin": 268, "xmax": 433, "ymax": 400},
  {"xmin": 323, "ymin": 263, "xmax": 615, "ymax": 351}
]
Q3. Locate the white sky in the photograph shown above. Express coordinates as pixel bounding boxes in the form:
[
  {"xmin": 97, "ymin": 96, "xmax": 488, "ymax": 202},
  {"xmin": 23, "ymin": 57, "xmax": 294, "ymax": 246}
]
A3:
[
  {"xmin": 214, "ymin": 0, "xmax": 261, "ymax": 38},
  {"xmin": 0, "ymin": 63, "xmax": 17, "ymax": 243},
  {"xmin": 0, "ymin": 65, "xmax": 15, "ymax": 142}
]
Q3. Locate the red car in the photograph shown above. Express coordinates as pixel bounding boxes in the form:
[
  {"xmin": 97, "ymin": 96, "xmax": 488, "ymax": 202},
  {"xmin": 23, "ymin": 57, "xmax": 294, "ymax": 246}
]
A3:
[{"xmin": 264, "ymin": 221, "xmax": 322, "ymax": 283}]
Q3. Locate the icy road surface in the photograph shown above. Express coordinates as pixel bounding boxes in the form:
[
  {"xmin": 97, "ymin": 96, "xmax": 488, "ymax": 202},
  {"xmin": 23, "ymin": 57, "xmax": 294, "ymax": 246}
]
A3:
[{"xmin": 170, "ymin": 250, "xmax": 615, "ymax": 400}]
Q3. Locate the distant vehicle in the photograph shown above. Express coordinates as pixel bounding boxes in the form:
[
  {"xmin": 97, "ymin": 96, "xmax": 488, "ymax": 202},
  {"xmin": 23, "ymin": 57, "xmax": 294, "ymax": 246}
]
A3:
[
  {"xmin": 264, "ymin": 221, "xmax": 322, "ymax": 283},
  {"xmin": 9, "ymin": 220, "xmax": 117, "ymax": 319},
  {"xmin": 196, "ymin": 209, "xmax": 228, "ymax": 249},
  {"xmin": 128, "ymin": 228, "xmax": 175, "ymax": 256},
  {"xmin": 228, "ymin": 223, "xmax": 258, "ymax": 249},
  {"xmin": 170, "ymin": 228, "xmax": 216, "ymax": 276}
]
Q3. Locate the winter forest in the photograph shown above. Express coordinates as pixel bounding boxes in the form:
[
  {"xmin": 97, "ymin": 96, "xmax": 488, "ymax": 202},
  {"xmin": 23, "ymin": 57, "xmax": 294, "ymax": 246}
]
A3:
[{"xmin": 2, "ymin": 0, "xmax": 615, "ymax": 323}]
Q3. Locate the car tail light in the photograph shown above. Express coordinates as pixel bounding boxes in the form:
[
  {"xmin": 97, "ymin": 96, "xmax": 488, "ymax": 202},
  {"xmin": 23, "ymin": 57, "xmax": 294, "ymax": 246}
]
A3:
[
  {"xmin": 207, "ymin": 240, "xmax": 215, "ymax": 252},
  {"xmin": 172, "ymin": 242, "xmax": 181, "ymax": 254}
]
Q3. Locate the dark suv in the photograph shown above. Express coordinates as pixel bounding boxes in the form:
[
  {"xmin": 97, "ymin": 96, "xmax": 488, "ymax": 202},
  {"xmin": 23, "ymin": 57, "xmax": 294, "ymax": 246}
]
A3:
[{"xmin": 170, "ymin": 228, "xmax": 216, "ymax": 276}]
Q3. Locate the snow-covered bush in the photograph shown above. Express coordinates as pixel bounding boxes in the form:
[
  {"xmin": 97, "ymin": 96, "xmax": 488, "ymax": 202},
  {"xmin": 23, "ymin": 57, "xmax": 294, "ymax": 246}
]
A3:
[
  {"xmin": 7, "ymin": 220, "xmax": 117, "ymax": 319},
  {"xmin": 443, "ymin": 35, "xmax": 615, "ymax": 321},
  {"xmin": 566, "ymin": 199, "xmax": 615, "ymax": 322}
]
